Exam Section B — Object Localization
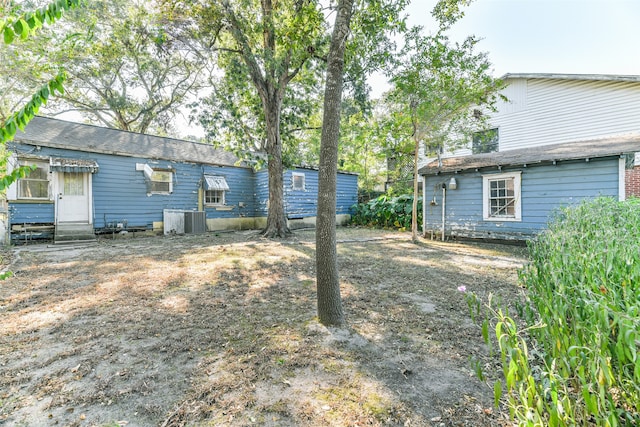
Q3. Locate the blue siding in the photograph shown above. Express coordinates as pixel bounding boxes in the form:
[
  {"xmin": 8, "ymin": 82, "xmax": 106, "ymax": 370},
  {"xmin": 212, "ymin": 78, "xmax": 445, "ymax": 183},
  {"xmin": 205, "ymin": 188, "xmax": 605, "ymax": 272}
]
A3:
[
  {"xmin": 424, "ymin": 158, "xmax": 620, "ymax": 239},
  {"xmin": 8, "ymin": 143, "xmax": 358, "ymax": 229},
  {"xmin": 9, "ymin": 144, "xmax": 255, "ymax": 229},
  {"xmin": 92, "ymin": 154, "xmax": 199, "ymax": 228},
  {"xmin": 203, "ymin": 165, "xmax": 256, "ymax": 219},
  {"xmin": 10, "ymin": 203, "xmax": 55, "ymax": 225},
  {"xmin": 284, "ymin": 169, "xmax": 318, "ymax": 219},
  {"xmin": 255, "ymin": 169, "xmax": 270, "ymax": 217},
  {"xmin": 336, "ymin": 172, "xmax": 358, "ymax": 215},
  {"xmin": 255, "ymin": 168, "xmax": 357, "ymax": 218}
]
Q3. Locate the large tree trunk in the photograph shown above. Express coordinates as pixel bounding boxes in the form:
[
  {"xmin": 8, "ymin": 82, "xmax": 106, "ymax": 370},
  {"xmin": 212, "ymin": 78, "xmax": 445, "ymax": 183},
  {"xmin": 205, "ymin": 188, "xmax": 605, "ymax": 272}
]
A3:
[
  {"xmin": 220, "ymin": 0, "xmax": 293, "ymax": 239},
  {"xmin": 261, "ymin": 94, "xmax": 291, "ymax": 238},
  {"xmin": 316, "ymin": 0, "xmax": 354, "ymax": 327}
]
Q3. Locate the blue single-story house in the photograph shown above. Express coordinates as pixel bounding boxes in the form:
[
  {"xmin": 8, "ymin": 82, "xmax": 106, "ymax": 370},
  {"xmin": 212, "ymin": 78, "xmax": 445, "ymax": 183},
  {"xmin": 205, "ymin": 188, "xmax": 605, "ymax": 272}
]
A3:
[
  {"xmin": 5, "ymin": 116, "xmax": 357, "ymax": 242},
  {"xmin": 419, "ymin": 136, "xmax": 640, "ymax": 241}
]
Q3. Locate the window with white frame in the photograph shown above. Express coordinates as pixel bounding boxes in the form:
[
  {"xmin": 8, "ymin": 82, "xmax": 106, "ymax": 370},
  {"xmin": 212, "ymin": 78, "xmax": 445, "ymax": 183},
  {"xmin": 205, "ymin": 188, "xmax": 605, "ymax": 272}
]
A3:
[
  {"xmin": 149, "ymin": 169, "xmax": 173, "ymax": 194},
  {"xmin": 292, "ymin": 172, "xmax": 305, "ymax": 191},
  {"xmin": 205, "ymin": 189, "xmax": 224, "ymax": 205},
  {"xmin": 17, "ymin": 160, "xmax": 50, "ymax": 200},
  {"xmin": 203, "ymin": 175, "xmax": 229, "ymax": 206},
  {"xmin": 482, "ymin": 172, "xmax": 521, "ymax": 221}
]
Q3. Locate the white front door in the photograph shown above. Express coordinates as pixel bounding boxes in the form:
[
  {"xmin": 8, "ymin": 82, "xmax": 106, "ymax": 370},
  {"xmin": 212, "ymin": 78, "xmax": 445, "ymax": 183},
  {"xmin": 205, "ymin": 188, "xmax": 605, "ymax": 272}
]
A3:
[{"xmin": 57, "ymin": 172, "xmax": 91, "ymax": 223}]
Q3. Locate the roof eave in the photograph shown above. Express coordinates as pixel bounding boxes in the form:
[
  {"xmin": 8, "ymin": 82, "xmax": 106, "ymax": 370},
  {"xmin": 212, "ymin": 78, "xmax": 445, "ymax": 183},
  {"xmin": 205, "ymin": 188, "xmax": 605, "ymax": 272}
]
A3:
[
  {"xmin": 500, "ymin": 72, "xmax": 640, "ymax": 83},
  {"xmin": 12, "ymin": 138, "xmax": 248, "ymax": 169},
  {"xmin": 420, "ymin": 153, "xmax": 629, "ymax": 176}
]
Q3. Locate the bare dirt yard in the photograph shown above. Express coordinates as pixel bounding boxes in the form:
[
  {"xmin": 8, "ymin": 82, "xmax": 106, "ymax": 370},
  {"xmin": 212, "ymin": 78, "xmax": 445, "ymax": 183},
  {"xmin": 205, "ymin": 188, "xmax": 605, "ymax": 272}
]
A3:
[{"xmin": 0, "ymin": 228, "xmax": 528, "ymax": 427}]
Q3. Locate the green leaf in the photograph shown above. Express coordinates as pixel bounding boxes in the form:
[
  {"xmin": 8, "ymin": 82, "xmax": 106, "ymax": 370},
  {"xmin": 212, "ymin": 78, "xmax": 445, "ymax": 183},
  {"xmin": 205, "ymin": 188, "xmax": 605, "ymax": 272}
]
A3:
[
  {"xmin": 39, "ymin": 85, "xmax": 50, "ymax": 101},
  {"xmin": 35, "ymin": 9, "xmax": 46, "ymax": 24},
  {"xmin": 25, "ymin": 13, "xmax": 38, "ymax": 30},
  {"xmin": 60, "ymin": 0, "xmax": 74, "ymax": 11},
  {"xmin": 5, "ymin": 120, "xmax": 16, "ymax": 137},
  {"xmin": 1, "ymin": 0, "xmax": 81, "ymax": 45},
  {"xmin": 14, "ymin": 18, "xmax": 30, "ymax": 39},
  {"xmin": 481, "ymin": 318, "xmax": 489, "ymax": 344},
  {"xmin": 49, "ymin": 80, "xmax": 60, "ymax": 94},
  {"xmin": 0, "ymin": 165, "xmax": 34, "ymax": 191},
  {"xmin": 493, "ymin": 380, "xmax": 502, "ymax": 408},
  {"xmin": 4, "ymin": 26, "xmax": 15, "ymax": 44},
  {"xmin": 15, "ymin": 113, "xmax": 26, "ymax": 131},
  {"xmin": 13, "ymin": 19, "xmax": 23, "ymax": 37}
]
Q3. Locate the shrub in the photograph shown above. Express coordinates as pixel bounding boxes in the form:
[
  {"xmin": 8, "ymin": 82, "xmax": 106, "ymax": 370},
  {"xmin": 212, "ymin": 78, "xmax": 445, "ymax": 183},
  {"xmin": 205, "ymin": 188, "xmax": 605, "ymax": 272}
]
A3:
[
  {"xmin": 471, "ymin": 197, "xmax": 640, "ymax": 426},
  {"xmin": 350, "ymin": 194, "xmax": 422, "ymax": 230}
]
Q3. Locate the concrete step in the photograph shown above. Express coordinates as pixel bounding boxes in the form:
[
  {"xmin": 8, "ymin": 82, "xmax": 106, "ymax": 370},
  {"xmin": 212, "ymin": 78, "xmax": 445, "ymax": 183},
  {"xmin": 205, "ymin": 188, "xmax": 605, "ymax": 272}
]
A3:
[
  {"xmin": 55, "ymin": 223, "xmax": 96, "ymax": 243},
  {"xmin": 54, "ymin": 234, "xmax": 97, "ymax": 243},
  {"xmin": 50, "ymin": 240, "xmax": 98, "ymax": 247}
]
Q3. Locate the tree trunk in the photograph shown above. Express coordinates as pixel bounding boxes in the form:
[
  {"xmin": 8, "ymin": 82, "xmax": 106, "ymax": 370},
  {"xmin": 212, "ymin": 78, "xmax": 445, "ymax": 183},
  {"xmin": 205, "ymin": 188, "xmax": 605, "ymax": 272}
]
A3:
[
  {"xmin": 316, "ymin": 0, "xmax": 354, "ymax": 327},
  {"xmin": 261, "ymin": 94, "xmax": 291, "ymax": 238}
]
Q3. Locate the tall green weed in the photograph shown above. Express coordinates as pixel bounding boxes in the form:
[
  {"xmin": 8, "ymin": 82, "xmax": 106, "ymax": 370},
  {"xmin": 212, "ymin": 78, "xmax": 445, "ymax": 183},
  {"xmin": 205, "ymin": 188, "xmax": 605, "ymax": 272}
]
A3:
[
  {"xmin": 469, "ymin": 197, "xmax": 640, "ymax": 426},
  {"xmin": 350, "ymin": 194, "xmax": 422, "ymax": 230}
]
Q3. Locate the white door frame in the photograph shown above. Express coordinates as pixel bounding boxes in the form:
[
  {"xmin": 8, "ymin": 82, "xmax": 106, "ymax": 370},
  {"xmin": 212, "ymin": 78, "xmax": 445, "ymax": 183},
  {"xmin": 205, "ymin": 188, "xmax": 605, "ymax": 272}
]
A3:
[{"xmin": 54, "ymin": 171, "xmax": 93, "ymax": 225}]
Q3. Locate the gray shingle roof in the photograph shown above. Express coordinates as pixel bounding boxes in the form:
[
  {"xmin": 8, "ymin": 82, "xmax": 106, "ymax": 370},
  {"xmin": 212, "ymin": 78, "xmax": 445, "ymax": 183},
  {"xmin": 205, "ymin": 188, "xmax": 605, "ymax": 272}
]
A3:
[
  {"xmin": 501, "ymin": 73, "xmax": 640, "ymax": 83},
  {"xmin": 12, "ymin": 116, "xmax": 243, "ymax": 168},
  {"xmin": 419, "ymin": 134, "xmax": 640, "ymax": 175}
]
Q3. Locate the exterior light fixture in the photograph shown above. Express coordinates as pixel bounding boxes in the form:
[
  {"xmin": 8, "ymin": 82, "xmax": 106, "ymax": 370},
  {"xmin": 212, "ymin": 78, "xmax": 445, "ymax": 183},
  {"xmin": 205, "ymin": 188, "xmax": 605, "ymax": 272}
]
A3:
[{"xmin": 449, "ymin": 177, "xmax": 457, "ymax": 190}]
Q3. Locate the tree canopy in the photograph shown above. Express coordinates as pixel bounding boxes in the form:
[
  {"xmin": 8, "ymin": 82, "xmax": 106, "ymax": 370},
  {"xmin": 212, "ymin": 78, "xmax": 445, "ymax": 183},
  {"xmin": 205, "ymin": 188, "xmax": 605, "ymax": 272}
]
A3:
[
  {"xmin": 390, "ymin": 28, "xmax": 502, "ymax": 156},
  {"xmin": 1, "ymin": 0, "xmax": 81, "ymax": 200},
  {"xmin": 1, "ymin": 0, "xmax": 208, "ymax": 136},
  {"xmin": 0, "ymin": 0, "xmax": 80, "ymax": 143},
  {"xmin": 162, "ymin": 0, "xmax": 408, "ymax": 237},
  {"xmin": 386, "ymin": 24, "xmax": 504, "ymax": 240}
]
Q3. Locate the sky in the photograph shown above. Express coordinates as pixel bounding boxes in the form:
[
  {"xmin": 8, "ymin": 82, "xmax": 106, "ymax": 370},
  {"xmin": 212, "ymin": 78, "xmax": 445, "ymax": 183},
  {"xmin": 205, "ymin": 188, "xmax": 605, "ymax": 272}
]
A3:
[
  {"xmin": 408, "ymin": 0, "xmax": 640, "ymax": 77},
  {"xmin": 368, "ymin": 0, "xmax": 640, "ymax": 96}
]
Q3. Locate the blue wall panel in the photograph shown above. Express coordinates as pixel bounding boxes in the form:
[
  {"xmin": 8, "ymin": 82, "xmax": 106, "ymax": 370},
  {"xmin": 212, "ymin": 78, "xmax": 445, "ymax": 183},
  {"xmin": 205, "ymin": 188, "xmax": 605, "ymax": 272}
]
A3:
[
  {"xmin": 8, "ymin": 144, "xmax": 256, "ymax": 229},
  {"xmin": 424, "ymin": 158, "xmax": 620, "ymax": 239},
  {"xmin": 336, "ymin": 172, "xmax": 358, "ymax": 215},
  {"xmin": 8, "ymin": 143, "xmax": 358, "ymax": 228},
  {"xmin": 255, "ymin": 169, "xmax": 270, "ymax": 217},
  {"xmin": 284, "ymin": 169, "xmax": 318, "ymax": 219},
  {"xmin": 10, "ymin": 203, "xmax": 55, "ymax": 225},
  {"xmin": 92, "ymin": 155, "xmax": 199, "ymax": 228},
  {"xmin": 255, "ymin": 168, "xmax": 357, "ymax": 218},
  {"xmin": 202, "ymin": 165, "xmax": 256, "ymax": 219}
]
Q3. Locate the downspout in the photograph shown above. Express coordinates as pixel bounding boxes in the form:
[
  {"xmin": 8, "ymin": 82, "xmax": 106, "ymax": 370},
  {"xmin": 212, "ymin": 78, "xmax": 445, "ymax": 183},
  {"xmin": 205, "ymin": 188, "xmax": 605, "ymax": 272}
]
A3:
[
  {"xmin": 619, "ymin": 156, "xmax": 626, "ymax": 201},
  {"xmin": 199, "ymin": 166, "xmax": 204, "ymax": 211},
  {"xmin": 441, "ymin": 184, "xmax": 446, "ymax": 242},
  {"xmin": 53, "ymin": 170, "xmax": 59, "ymax": 229},
  {"xmin": 422, "ymin": 175, "xmax": 427, "ymax": 238}
]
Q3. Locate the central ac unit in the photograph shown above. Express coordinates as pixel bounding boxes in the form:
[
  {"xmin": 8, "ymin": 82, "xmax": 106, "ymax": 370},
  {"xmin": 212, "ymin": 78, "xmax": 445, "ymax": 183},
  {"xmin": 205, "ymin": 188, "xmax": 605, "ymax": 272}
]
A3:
[{"xmin": 184, "ymin": 211, "xmax": 206, "ymax": 234}]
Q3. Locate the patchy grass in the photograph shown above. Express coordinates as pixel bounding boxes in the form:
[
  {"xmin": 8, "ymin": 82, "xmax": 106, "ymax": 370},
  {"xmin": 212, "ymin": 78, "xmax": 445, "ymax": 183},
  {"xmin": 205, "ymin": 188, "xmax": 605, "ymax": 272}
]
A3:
[{"xmin": 0, "ymin": 228, "xmax": 526, "ymax": 426}]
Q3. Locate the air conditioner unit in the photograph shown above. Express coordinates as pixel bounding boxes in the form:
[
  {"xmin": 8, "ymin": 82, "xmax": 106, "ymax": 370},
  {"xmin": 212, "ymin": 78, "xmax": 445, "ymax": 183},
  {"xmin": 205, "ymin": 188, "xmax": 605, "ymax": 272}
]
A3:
[
  {"xmin": 163, "ymin": 209, "xmax": 185, "ymax": 235},
  {"xmin": 184, "ymin": 211, "xmax": 206, "ymax": 234}
]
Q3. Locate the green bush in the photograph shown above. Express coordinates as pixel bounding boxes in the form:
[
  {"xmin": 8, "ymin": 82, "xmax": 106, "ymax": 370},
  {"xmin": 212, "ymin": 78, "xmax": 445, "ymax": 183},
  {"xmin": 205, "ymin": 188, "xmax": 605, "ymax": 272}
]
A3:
[
  {"xmin": 473, "ymin": 197, "xmax": 640, "ymax": 426},
  {"xmin": 350, "ymin": 194, "xmax": 422, "ymax": 230}
]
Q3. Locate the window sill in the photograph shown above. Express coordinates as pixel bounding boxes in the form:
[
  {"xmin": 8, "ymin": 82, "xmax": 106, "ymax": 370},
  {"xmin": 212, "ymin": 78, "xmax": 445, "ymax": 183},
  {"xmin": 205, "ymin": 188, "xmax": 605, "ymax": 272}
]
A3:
[
  {"xmin": 207, "ymin": 205, "xmax": 234, "ymax": 211},
  {"xmin": 483, "ymin": 216, "xmax": 521, "ymax": 222},
  {"xmin": 12, "ymin": 199, "xmax": 54, "ymax": 204}
]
